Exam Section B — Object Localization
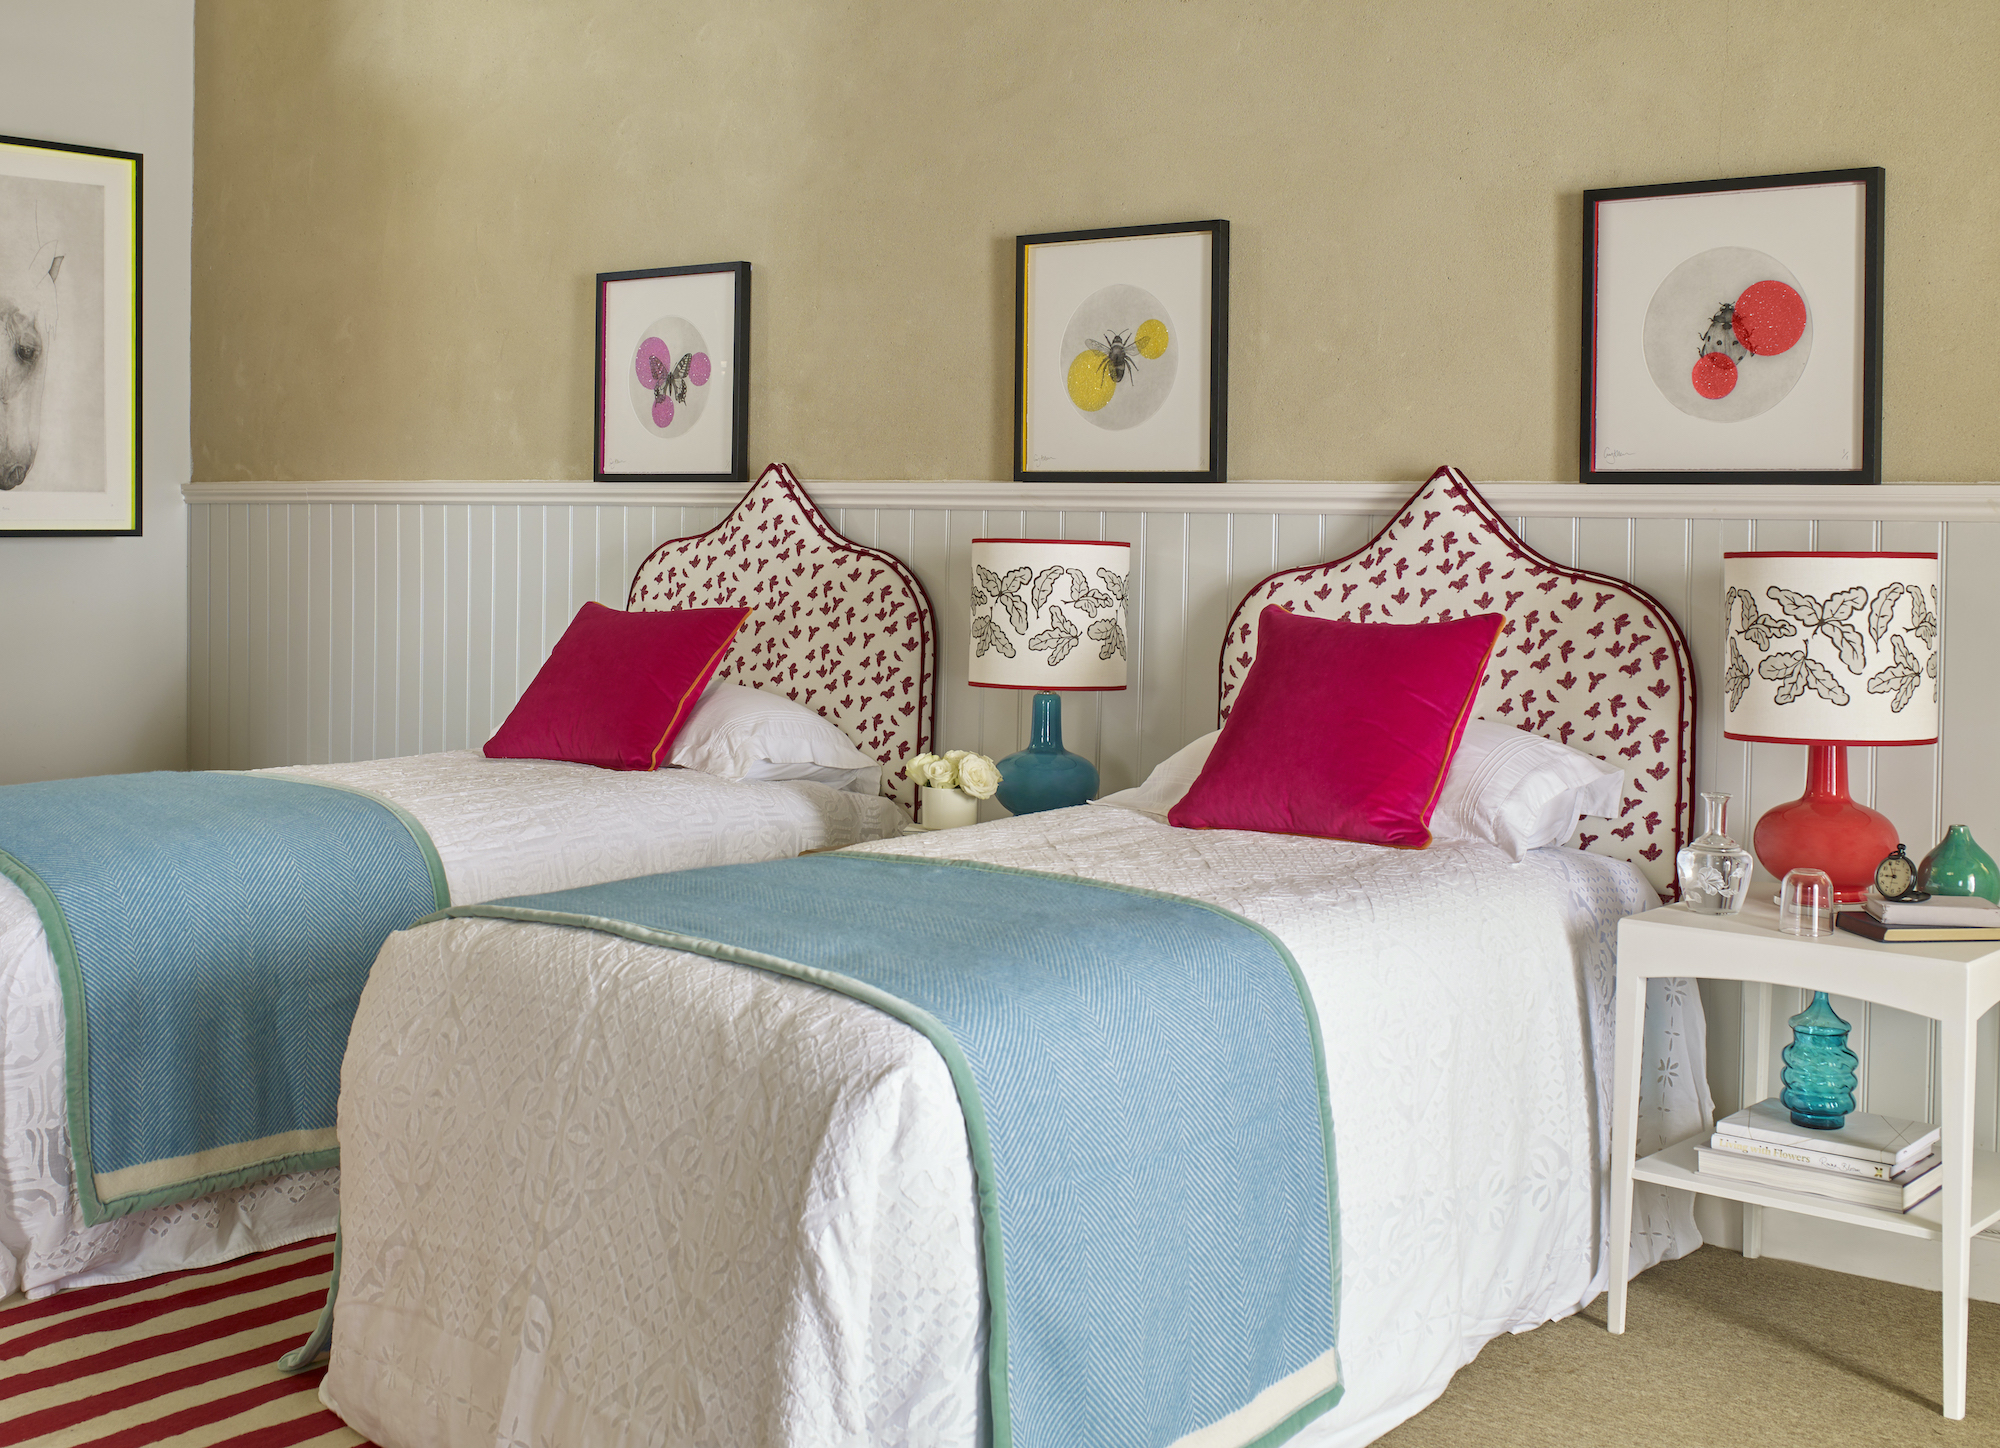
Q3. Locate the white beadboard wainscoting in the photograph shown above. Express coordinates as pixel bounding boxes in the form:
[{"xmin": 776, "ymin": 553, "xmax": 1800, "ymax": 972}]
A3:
[{"xmin": 185, "ymin": 476, "xmax": 2000, "ymax": 1295}]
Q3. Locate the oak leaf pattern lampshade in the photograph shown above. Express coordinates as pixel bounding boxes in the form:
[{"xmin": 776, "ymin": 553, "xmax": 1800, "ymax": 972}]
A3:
[
  {"xmin": 1721, "ymin": 551, "xmax": 1940, "ymax": 745},
  {"xmin": 968, "ymin": 539, "xmax": 1131, "ymax": 692}
]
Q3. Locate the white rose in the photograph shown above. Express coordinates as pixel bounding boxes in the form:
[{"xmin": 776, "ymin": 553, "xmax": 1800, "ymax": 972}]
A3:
[
  {"xmin": 956, "ymin": 753, "xmax": 1001, "ymax": 799},
  {"xmin": 921, "ymin": 756, "xmax": 960, "ymax": 789},
  {"xmin": 904, "ymin": 753, "xmax": 938, "ymax": 784},
  {"xmin": 943, "ymin": 749, "xmax": 971, "ymax": 765}
]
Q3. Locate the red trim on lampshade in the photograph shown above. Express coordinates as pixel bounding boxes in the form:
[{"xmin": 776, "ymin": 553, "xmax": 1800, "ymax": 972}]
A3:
[
  {"xmin": 971, "ymin": 538, "xmax": 1131, "ymax": 548},
  {"xmin": 967, "ymin": 680, "xmax": 1128, "ymax": 692},
  {"xmin": 1723, "ymin": 730, "xmax": 1939, "ymax": 747},
  {"xmin": 1723, "ymin": 550, "xmax": 1938, "ymax": 560}
]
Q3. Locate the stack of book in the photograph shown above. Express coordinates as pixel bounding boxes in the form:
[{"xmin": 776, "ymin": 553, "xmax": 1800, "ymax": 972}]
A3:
[
  {"xmin": 1696, "ymin": 1098, "xmax": 1943, "ymax": 1213},
  {"xmin": 1835, "ymin": 889, "xmax": 2000, "ymax": 943}
]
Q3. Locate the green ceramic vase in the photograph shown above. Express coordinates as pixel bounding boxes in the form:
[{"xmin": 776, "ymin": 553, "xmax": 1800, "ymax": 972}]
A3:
[{"xmin": 1916, "ymin": 824, "xmax": 2000, "ymax": 902}]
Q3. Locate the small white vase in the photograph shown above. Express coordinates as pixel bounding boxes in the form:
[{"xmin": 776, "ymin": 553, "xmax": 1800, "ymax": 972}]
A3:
[{"xmin": 921, "ymin": 785, "xmax": 980, "ymax": 829}]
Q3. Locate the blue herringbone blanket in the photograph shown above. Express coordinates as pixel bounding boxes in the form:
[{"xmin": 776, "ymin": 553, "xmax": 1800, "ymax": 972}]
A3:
[
  {"xmin": 440, "ymin": 852, "xmax": 1342, "ymax": 1448},
  {"xmin": 0, "ymin": 772, "xmax": 447, "ymax": 1223}
]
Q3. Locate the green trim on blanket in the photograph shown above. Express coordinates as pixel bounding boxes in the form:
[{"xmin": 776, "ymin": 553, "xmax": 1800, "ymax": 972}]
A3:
[
  {"xmin": 1, "ymin": 772, "xmax": 449, "ymax": 1226},
  {"xmin": 425, "ymin": 851, "xmax": 1344, "ymax": 1448}
]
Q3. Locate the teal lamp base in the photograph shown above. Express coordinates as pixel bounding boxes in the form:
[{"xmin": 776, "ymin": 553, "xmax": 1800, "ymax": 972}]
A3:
[
  {"xmin": 1780, "ymin": 990, "xmax": 1860, "ymax": 1130},
  {"xmin": 995, "ymin": 692, "xmax": 1098, "ymax": 814}
]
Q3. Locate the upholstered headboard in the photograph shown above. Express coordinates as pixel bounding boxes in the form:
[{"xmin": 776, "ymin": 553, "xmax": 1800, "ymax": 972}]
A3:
[
  {"xmin": 1219, "ymin": 465, "xmax": 1696, "ymax": 896},
  {"xmin": 627, "ymin": 463, "xmax": 937, "ymax": 815}
]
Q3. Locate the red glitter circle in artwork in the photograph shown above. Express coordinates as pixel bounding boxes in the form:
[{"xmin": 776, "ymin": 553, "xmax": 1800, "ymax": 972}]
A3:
[
  {"xmin": 1732, "ymin": 280, "xmax": 1807, "ymax": 356},
  {"xmin": 1692, "ymin": 352, "xmax": 1738, "ymax": 399}
]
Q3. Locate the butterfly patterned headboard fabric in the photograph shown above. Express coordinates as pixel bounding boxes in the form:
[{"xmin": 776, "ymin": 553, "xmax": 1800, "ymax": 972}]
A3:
[
  {"xmin": 627, "ymin": 463, "xmax": 937, "ymax": 816},
  {"xmin": 1218, "ymin": 465, "xmax": 1696, "ymax": 897}
]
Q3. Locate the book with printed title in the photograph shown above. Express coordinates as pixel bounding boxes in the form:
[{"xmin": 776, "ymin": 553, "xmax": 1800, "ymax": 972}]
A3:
[
  {"xmin": 1695, "ymin": 1145, "xmax": 1942, "ymax": 1212},
  {"xmin": 1716, "ymin": 1099, "xmax": 1939, "ymax": 1175}
]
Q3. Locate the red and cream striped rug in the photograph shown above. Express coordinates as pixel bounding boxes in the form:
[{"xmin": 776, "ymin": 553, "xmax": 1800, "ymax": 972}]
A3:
[{"xmin": 0, "ymin": 1237, "xmax": 370, "ymax": 1448}]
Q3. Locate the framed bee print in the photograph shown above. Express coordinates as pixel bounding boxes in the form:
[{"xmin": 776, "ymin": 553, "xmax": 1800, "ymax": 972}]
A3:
[
  {"xmin": 1582, "ymin": 168, "xmax": 1883, "ymax": 485},
  {"xmin": 595, "ymin": 261, "xmax": 750, "ymax": 482},
  {"xmin": 1014, "ymin": 219, "xmax": 1228, "ymax": 483},
  {"xmin": 0, "ymin": 133, "xmax": 142, "ymax": 537}
]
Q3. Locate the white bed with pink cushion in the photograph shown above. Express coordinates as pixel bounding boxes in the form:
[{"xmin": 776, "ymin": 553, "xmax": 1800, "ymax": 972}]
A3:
[
  {"xmin": 319, "ymin": 467, "xmax": 1711, "ymax": 1448},
  {"xmin": 0, "ymin": 465, "xmax": 935, "ymax": 1299}
]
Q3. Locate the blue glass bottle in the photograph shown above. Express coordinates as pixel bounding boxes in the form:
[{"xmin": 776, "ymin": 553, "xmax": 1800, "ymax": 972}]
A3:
[
  {"xmin": 1780, "ymin": 991, "xmax": 1859, "ymax": 1130},
  {"xmin": 994, "ymin": 692, "xmax": 1098, "ymax": 814}
]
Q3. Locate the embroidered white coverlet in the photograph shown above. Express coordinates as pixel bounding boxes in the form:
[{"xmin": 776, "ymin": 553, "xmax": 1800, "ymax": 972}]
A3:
[
  {"xmin": 0, "ymin": 751, "xmax": 908, "ymax": 1299},
  {"xmin": 323, "ymin": 806, "xmax": 1708, "ymax": 1448}
]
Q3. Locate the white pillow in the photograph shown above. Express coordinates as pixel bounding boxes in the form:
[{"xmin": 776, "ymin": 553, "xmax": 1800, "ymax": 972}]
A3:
[
  {"xmin": 1092, "ymin": 732, "xmax": 1219, "ymax": 818},
  {"xmin": 1093, "ymin": 719, "xmax": 1624, "ymax": 860},
  {"xmin": 667, "ymin": 683, "xmax": 881, "ymax": 794},
  {"xmin": 1428, "ymin": 719, "xmax": 1625, "ymax": 859}
]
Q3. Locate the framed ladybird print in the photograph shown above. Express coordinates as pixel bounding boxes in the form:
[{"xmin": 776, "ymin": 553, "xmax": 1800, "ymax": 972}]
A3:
[
  {"xmin": 1581, "ymin": 168, "xmax": 1883, "ymax": 485},
  {"xmin": 0, "ymin": 133, "xmax": 142, "ymax": 536},
  {"xmin": 1014, "ymin": 219, "xmax": 1228, "ymax": 483},
  {"xmin": 595, "ymin": 261, "xmax": 750, "ymax": 482}
]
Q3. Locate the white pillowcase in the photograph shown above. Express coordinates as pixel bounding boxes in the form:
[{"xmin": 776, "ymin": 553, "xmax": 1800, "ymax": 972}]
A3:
[
  {"xmin": 1427, "ymin": 719, "xmax": 1625, "ymax": 858},
  {"xmin": 667, "ymin": 683, "xmax": 881, "ymax": 794},
  {"xmin": 1093, "ymin": 718, "xmax": 1624, "ymax": 860}
]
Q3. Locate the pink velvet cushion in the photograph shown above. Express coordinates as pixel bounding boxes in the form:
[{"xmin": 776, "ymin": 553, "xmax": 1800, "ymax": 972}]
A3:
[
  {"xmin": 484, "ymin": 601, "xmax": 751, "ymax": 771},
  {"xmin": 1168, "ymin": 605, "xmax": 1504, "ymax": 847}
]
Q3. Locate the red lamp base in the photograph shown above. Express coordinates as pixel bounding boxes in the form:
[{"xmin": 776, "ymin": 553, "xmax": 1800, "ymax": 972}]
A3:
[{"xmin": 1751, "ymin": 744, "xmax": 1899, "ymax": 903}]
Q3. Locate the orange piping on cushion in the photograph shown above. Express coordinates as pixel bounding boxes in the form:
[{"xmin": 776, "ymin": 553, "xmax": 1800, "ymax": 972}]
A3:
[
  {"xmin": 1409, "ymin": 615, "xmax": 1505, "ymax": 848},
  {"xmin": 648, "ymin": 608, "xmax": 752, "ymax": 770}
]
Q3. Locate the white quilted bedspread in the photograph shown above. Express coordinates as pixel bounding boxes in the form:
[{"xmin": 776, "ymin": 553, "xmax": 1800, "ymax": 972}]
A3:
[
  {"xmin": 0, "ymin": 752, "xmax": 907, "ymax": 1299},
  {"xmin": 324, "ymin": 806, "xmax": 1708, "ymax": 1448}
]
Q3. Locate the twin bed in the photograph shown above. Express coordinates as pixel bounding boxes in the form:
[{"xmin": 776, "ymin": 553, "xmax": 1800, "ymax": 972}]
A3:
[{"xmin": 3, "ymin": 464, "xmax": 1713, "ymax": 1448}]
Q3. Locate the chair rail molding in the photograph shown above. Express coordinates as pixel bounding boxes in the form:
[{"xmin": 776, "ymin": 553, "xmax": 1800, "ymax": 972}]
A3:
[{"xmin": 183, "ymin": 478, "xmax": 2000, "ymax": 521}]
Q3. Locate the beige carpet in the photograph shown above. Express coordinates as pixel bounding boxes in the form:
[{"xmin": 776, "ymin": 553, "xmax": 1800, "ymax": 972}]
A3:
[{"xmin": 1379, "ymin": 1246, "xmax": 1999, "ymax": 1446}]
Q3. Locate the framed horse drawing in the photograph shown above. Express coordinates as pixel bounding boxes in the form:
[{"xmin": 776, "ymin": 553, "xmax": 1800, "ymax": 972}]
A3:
[{"xmin": 0, "ymin": 134, "xmax": 140, "ymax": 537}]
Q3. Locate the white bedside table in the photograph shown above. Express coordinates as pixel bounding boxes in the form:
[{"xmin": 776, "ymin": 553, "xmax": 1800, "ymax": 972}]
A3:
[{"xmin": 1609, "ymin": 898, "xmax": 2000, "ymax": 1420}]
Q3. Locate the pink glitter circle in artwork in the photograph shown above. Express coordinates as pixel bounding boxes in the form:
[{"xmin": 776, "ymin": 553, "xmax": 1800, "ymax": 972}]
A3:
[
  {"xmin": 652, "ymin": 393, "xmax": 675, "ymax": 428},
  {"xmin": 1692, "ymin": 351, "xmax": 1738, "ymax": 399},
  {"xmin": 686, "ymin": 352, "xmax": 711, "ymax": 388},
  {"xmin": 635, "ymin": 336, "xmax": 673, "ymax": 388},
  {"xmin": 1732, "ymin": 280, "xmax": 1807, "ymax": 356}
]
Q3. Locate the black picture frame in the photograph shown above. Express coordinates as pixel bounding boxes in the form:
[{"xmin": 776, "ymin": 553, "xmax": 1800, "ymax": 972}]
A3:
[
  {"xmin": 1581, "ymin": 168, "xmax": 1883, "ymax": 486},
  {"xmin": 1014, "ymin": 219, "xmax": 1228, "ymax": 483},
  {"xmin": 0, "ymin": 133, "xmax": 142, "ymax": 537},
  {"xmin": 594, "ymin": 261, "xmax": 750, "ymax": 482}
]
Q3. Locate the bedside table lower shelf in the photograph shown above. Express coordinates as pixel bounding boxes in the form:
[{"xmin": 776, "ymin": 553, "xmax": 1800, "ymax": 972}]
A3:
[{"xmin": 1635, "ymin": 1135, "xmax": 2000, "ymax": 1240}]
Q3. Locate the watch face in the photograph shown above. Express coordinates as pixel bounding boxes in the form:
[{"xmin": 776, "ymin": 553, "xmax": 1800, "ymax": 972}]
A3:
[{"xmin": 1876, "ymin": 854, "xmax": 1915, "ymax": 898}]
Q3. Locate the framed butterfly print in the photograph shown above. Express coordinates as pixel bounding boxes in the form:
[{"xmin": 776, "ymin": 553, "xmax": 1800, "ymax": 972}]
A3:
[{"xmin": 594, "ymin": 261, "xmax": 750, "ymax": 482}]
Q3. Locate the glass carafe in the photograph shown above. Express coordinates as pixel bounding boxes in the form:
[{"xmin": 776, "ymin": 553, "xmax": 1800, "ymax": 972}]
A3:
[{"xmin": 1676, "ymin": 791, "xmax": 1753, "ymax": 915}]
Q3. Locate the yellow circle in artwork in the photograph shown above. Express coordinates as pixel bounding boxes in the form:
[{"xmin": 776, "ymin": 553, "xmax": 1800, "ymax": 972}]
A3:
[
  {"xmin": 1067, "ymin": 349, "xmax": 1116, "ymax": 411},
  {"xmin": 1134, "ymin": 318, "xmax": 1169, "ymax": 359}
]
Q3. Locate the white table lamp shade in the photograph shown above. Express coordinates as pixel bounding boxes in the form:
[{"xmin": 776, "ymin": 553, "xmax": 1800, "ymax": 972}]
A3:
[
  {"xmin": 1721, "ymin": 551, "xmax": 1940, "ymax": 746},
  {"xmin": 969, "ymin": 538, "xmax": 1131, "ymax": 691}
]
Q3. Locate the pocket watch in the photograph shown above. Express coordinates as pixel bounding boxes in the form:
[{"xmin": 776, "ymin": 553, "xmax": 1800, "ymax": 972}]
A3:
[{"xmin": 1873, "ymin": 843, "xmax": 1928, "ymax": 903}]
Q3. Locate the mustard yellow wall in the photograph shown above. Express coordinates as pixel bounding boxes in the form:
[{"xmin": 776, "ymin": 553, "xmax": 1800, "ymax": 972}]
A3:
[{"xmin": 192, "ymin": 1, "xmax": 2000, "ymax": 484}]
